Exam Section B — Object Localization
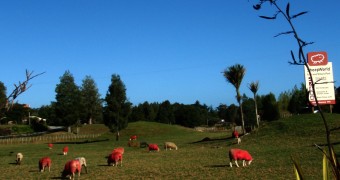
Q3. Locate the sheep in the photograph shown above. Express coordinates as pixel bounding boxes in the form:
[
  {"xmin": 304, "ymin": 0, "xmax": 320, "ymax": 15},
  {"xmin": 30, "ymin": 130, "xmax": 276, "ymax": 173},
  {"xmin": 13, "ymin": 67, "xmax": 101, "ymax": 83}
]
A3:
[
  {"xmin": 140, "ymin": 141, "xmax": 149, "ymax": 148},
  {"xmin": 164, "ymin": 142, "xmax": 178, "ymax": 150},
  {"xmin": 16, "ymin": 153, "xmax": 23, "ymax": 165},
  {"xmin": 112, "ymin": 147, "xmax": 124, "ymax": 154},
  {"xmin": 61, "ymin": 160, "xmax": 82, "ymax": 180},
  {"xmin": 129, "ymin": 135, "xmax": 137, "ymax": 141},
  {"xmin": 128, "ymin": 140, "xmax": 140, "ymax": 147},
  {"xmin": 39, "ymin": 157, "xmax": 52, "ymax": 172},
  {"xmin": 63, "ymin": 146, "xmax": 69, "ymax": 155},
  {"xmin": 148, "ymin": 144, "xmax": 160, "ymax": 152},
  {"xmin": 74, "ymin": 157, "xmax": 87, "ymax": 173},
  {"xmin": 48, "ymin": 143, "xmax": 53, "ymax": 149},
  {"xmin": 107, "ymin": 152, "xmax": 123, "ymax": 167},
  {"xmin": 232, "ymin": 130, "xmax": 241, "ymax": 144},
  {"xmin": 229, "ymin": 148, "xmax": 253, "ymax": 168}
]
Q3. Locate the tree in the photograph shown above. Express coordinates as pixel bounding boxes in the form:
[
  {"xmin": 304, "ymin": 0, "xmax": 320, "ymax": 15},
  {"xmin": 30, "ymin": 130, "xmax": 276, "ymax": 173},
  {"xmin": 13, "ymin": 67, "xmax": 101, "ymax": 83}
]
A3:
[
  {"xmin": 288, "ymin": 84, "xmax": 308, "ymax": 114},
  {"xmin": 334, "ymin": 86, "xmax": 340, "ymax": 113},
  {"xmin": 223, "ymin": 64, "xmax": 246, "ymax": 134},
  {"xmin": 103, "ymin": 74, "xmax": 131, "ymax": 141},
  {"xmin": 0, "ymin": 81, "xmax": 6, "ymax": 120},
  {"xmin": 261, "ymin": 93, "xmax": 280, "ymax": 121},
  {"xmin": 248, "ymin": 81, "xmax": 260, "ymax": 128},
  {"xmin": 80, "ymin": 75, "xmax": 103, "ymax": 124},
  {"xmin": 55, "ymin": 70, "xmax": 82, "ymax": 128},
  {"xmin": 156, "ymin": 100, "xmax": 175, "ymax": 124}
]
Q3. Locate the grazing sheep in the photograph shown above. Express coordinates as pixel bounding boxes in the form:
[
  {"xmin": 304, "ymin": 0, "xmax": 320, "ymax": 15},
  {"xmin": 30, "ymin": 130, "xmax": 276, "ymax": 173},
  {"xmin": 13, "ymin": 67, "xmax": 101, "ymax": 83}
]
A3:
[
  {"xmin": 39, "ymin": 157, "xmax": 51, "ymax": 172},
  {"xmin": 148, "ymin": 144, "xmax": 160, "ymax": 152},
  {"xmin": 74, "ymin": 157, "xmax": 87, "ymax": 173},
  {"xmin": 140, "ymin": 141, "xmax": 149, "ymax": 148},
  {"xmin": 232, "ymin": 130, "xmax": 241, "ymax": 144},
  {"xmin": 16, "ymin": 153, "xmax": 23, "ymax": 165},
  {"xmin": 128, "ymin": 140, "xmax": 140, "ymax": 147},
  {"xmin": 63, "ymin": 146, "xmax": 69, "ymax": 155},
  {"xmin": 61, "ymin": 160, "xmax": 82, "ymax": 180},
  {"xmin": 129, "ymin": 135, "xmax": 137, "ymax": 141},
  {"xmin": 48, "ymin": 143, "xmax": 53, "ymax": 149},
  {"xmin": 229, "ymin": 148, "xmax": 253, "ymax": 167},
  {"xmin": 107, "ymin": 152, "xmax": 123, "ymax": 167},
  {"xmin": 112, "ymin": 147, "xmax": 124, "ymax": 154},
  {"xmin": 164, "ymin": 142, "xmax": 178, "ymax": 150}
]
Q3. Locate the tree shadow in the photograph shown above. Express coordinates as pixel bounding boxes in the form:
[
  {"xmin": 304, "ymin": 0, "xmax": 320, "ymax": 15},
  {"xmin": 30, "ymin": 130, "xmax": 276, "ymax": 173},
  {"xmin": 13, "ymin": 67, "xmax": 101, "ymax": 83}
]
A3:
[{"xmin": 52, "ymin": 139, "xmax": 109, "ymax": 145}]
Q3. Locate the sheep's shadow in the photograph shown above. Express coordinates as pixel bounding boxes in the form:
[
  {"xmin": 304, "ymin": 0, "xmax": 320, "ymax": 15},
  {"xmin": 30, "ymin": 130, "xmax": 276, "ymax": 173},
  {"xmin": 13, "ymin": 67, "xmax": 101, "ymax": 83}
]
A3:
[
  {"xmin": 205, "ymin": 164, "xmax": 230, "ymax": 168},
  {"xmin": 50, "ymin": 177, "xmax": 63, "ymax": 179},
  {"xmin": 8, "ymin": 162, "xmax": 18, "ymax": 165}
]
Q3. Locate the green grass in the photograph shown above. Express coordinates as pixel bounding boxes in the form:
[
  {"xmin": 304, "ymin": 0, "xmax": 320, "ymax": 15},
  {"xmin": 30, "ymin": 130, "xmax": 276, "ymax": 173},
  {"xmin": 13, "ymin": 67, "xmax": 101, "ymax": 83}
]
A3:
[{"xmin": 0, "ymin": 114, "xmax": 339, "ymax": 179}]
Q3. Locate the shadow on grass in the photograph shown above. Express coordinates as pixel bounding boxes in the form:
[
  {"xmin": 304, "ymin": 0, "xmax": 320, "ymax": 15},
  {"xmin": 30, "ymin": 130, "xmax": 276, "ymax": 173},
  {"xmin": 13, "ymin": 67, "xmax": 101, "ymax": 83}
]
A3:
[
  {"xmin": 51, "ymin": 139, "xmax": 109, "ymax": 145},
  {"xmin": 190, "ymin": 135, "xmax": 242, "ymax": 144},
  {"xmin": 50, "ymin": 177, "xmax": 63, "ymax": 179},
  {"xmin": 205, "ymin": 164, "xmax": 230, "ymax": 168}
]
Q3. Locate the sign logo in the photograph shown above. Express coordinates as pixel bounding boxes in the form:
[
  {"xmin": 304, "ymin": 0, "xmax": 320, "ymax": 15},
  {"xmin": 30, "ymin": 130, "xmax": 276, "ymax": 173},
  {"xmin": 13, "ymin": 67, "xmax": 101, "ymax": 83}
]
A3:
[{"xmin": 307, "ymin": 51, "xmax": 328, "ymax": 66}]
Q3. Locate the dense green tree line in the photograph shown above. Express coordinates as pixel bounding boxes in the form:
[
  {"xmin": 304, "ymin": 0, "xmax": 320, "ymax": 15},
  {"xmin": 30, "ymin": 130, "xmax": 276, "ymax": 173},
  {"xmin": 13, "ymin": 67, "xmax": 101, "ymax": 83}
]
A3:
[{"xmin": 1, "ymin": 72, "xmax": 339, "ymax": 130}]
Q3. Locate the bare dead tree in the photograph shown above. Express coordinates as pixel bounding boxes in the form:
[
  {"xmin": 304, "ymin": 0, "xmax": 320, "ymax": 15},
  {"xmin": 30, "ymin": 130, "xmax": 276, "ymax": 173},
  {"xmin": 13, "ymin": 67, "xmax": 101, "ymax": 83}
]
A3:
[{"xmin": 1, "ymin": 70, "xmax": 45, "ymax": 111}]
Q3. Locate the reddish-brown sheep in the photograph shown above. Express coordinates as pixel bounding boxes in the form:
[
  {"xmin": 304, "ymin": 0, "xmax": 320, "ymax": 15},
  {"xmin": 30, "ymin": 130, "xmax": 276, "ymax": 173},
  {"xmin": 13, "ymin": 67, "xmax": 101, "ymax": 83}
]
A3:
[
  {"xmin": 129, "ymin": 135, "xmax": 137, "ymax": 141},
  {"xmin": 112, "ymin": 147, "xmax": 124, "ymax": 154},
  {"xmin": 107, "ymin": 152, "xmax": 123, "ymax": 167},
  {"xmin": 48, "ymin": 143, "xmax": 53, "ymax": 149},
  {"xmin": 61, "ymin": 160, "xmax": 82, "ymax": 179},
  {"xmin": 148, "ymin": 144, "xmax": 160, "ymax": 152},
  {"xmin": 229, "ymin": 148, "xmax": 253, "ymax": 167},
  {"xmin": 39, "ymin": 157, "xmax": 51, "ymax": 172},
  {"xmin": 63, "ymin": 146, "xmax": 69, "ymax": 155}
]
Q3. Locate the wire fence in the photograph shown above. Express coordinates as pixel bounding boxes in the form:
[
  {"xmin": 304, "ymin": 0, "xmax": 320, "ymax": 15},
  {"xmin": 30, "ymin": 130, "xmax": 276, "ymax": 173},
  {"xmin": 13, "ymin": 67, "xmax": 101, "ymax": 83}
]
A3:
[{"xmin": 0, "ymin": 134, "xmax": 103, "ymax": 144}]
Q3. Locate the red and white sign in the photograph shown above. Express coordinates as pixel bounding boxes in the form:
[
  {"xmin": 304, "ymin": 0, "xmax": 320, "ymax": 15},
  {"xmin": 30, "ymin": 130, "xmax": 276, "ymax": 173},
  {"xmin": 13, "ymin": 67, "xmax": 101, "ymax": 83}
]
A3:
[
  {"xmin": 307, "ymin": 51, "xmax": 328, "ymax": 66},
  {"xmin": 305, "ymin": 51, "xmax": 335, "ymax": 105}
]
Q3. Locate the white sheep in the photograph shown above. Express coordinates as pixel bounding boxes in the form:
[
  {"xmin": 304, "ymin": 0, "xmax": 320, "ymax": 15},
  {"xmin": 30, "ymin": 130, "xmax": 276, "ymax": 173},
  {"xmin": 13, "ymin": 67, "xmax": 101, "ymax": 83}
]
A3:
[
  {"xmin": 164, "ymin": 142, "xmax": 178, "ymax": 150},
  {"xmin": 16, "ymin": 153, "xmax": 23, "ymax": 165},
  {"xmin": 75, "ymin": 157, "xmax": 88, "ymax": 173}
]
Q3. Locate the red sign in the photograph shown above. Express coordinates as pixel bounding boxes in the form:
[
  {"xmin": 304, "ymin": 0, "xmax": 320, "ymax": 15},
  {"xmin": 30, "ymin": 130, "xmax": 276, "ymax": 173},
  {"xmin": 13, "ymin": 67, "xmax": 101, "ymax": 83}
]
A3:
[{"xmin": 307, "ymin": 51, "xmax": 328, "ymax": 66}]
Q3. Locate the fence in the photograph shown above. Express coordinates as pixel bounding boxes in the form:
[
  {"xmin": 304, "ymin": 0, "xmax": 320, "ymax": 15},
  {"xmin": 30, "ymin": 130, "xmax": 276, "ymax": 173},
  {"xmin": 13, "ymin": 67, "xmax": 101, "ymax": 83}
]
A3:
[{"xmin": 0, "ymin": 134, "xmax": 103, "ymax": 144}]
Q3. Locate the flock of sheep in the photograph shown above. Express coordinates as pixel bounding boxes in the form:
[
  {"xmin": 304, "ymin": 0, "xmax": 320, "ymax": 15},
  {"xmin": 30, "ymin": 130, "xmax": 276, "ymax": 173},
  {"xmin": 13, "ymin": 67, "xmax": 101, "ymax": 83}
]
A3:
[{"xmin": 14, "ymin": 132, "xmax": 253, "ymax": 179}]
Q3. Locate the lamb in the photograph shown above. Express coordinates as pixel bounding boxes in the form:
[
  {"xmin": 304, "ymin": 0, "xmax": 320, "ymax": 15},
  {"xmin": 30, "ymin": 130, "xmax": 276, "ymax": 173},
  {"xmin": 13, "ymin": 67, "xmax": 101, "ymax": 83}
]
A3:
[
  {"xmin": 16, "ymin": 153, "xmax": 23, "ymax": 165},
  {"xmin": 74, "ymin": 157, "xmax": 87, "ymax": 173},
  {"xmin": 129, "ymin": 135, "xmax": 137, "ymax": 141},
  {"xmin": 148, "ymin": 144, "xmax": 160, "ymax": 152},
  {"xmin": 39, "ymin": 157, "xmax": 51, "ymax": 172},
  {"xmin": 48, "ymin": 143, "xmax": 53, "ymax": 149},
  {"xmin": 112, "ymin": 147, "xmax": 125, "ymax": 154},
  {"xmin": 63, "ymin": 146, "xmax": 69, "ymax": 155},
  {"xmin": 164, "ymin": 142, "xmax": 178, "ymax": 150},
  {"xmin": 61, "ymin": 160, "xmax": 82, "ymax": 180},
  {"xmin": 229, "ymin": 148, "xmax": 253, "ymax": 167},
  {"xmin": 107, "ymin": 152, "xmax": 123, "ymax": 167}
]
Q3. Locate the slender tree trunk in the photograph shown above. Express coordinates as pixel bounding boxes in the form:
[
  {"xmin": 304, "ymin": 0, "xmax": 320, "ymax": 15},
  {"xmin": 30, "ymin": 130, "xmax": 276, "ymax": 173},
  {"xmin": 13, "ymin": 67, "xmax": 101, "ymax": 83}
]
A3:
[
  {"xmin": 254, "ymin": 95, "xmax": 259, "ymax": 128},
  {"xmin": 239, "ymin": 101, "xmax": 246, "ymax": 134}
]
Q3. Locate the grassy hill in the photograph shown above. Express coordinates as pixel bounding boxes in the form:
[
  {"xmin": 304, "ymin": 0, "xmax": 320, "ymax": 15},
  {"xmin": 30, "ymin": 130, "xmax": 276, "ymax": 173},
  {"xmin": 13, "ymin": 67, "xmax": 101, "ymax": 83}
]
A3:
[{"xmin": 0, "ymin": 114, "xmax": 339, "ymax": 179}]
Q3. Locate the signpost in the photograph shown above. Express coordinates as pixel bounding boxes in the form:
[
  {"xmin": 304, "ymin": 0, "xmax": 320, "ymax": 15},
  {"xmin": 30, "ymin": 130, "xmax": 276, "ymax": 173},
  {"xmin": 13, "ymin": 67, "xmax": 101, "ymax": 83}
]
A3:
[{"xmin": 304, "ymin": 51, "xmax": 336, "ymax": 106}]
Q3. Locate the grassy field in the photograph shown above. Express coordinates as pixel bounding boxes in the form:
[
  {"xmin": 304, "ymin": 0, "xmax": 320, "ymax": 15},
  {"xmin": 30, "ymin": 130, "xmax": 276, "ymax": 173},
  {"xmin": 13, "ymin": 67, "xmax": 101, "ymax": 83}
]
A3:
[{"xmin": 0, "ymin": 113, "xmax": 339, "ymax": 179}]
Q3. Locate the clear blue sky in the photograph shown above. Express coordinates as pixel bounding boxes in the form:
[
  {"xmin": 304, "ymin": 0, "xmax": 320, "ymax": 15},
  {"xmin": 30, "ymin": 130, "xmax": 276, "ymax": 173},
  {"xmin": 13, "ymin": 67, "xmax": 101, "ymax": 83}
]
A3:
[{"xmin": 0, "ymin": 0, "xmax": 339, "ymax": 108}]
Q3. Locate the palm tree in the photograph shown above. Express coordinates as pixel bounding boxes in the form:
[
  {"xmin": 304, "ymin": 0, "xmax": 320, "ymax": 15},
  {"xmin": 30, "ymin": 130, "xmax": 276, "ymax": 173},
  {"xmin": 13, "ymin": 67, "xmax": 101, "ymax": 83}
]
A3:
[
  {"xmin": 223, "ymin": 64, "xmax": 246, "ymax": 134},
  {"xmin": 248, "ymin": 81, "xmax": 260, "ymax": 128}
]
